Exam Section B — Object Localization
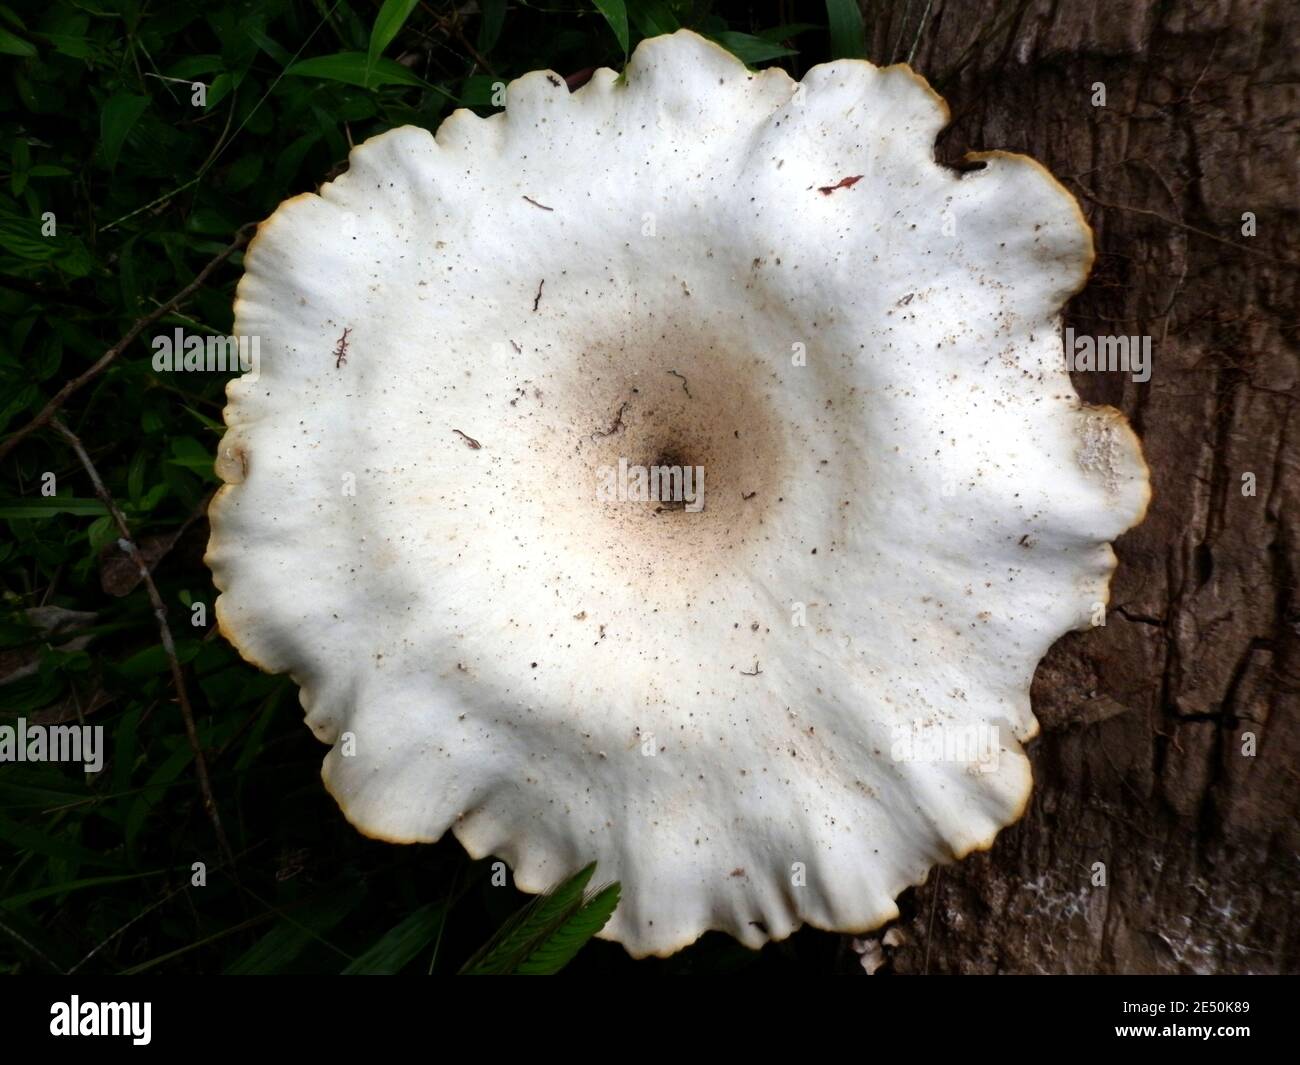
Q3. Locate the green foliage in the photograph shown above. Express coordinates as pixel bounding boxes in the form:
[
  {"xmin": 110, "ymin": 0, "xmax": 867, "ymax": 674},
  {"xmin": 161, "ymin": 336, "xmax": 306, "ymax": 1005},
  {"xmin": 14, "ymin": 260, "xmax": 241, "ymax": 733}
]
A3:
[
  {"xmin": 286, "ymin": 52, "xmax": 432, "ymax": 91},
  {"xmin": 0, "ymin": 0, "xmax": 861, "ymax": 976},
  {"xmin": 342, "ymin": 900, "xmax": 446, "ymax": 975},
  {"xmin": 460, "ymin": 863, "xmax": 620, "ymax": 975},
  {"xmin": 592, "ymin": 0, "xmax": 630, "ymax": 56},
  {"xmin": 368, "ymin": 0, "xmax": 422, "ymax": 66},
  {"xmin": 513, "ymin": 883, "xmax": 621, "ymax": 975},
  {"xmin": 825, "ymin": 0, "xmax": 867, "ymax": 59}
]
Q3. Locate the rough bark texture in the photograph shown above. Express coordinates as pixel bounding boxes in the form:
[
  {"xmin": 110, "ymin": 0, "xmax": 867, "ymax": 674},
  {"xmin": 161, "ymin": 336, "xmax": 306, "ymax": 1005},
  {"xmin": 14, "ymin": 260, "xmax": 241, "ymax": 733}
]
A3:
[{"xmin": 852, "ymin": 0, "xmax": 1298, "ymax": 974}]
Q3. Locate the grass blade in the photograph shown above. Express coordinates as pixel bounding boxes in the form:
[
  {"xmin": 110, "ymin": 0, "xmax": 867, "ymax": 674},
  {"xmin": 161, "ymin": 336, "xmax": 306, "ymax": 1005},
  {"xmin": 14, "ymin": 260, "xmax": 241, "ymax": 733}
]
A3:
[
  {"xmin": 826, "ymin": 0, "xmax": 867, "ymax": 59},
  {"xmin": 342, "ymin": 901, "xmax": 444, "ymax": 975},
  {"xmin": 514, "ymin": 882, "xmax": 620, "ymax": 975}
]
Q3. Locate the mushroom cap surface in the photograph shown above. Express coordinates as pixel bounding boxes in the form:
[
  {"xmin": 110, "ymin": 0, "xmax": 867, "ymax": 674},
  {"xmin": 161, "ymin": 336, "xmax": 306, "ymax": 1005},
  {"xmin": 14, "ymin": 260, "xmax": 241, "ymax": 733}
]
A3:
[{"xmin": 207, "ymin": 29, "xmax": 1150, "ymax": 957}]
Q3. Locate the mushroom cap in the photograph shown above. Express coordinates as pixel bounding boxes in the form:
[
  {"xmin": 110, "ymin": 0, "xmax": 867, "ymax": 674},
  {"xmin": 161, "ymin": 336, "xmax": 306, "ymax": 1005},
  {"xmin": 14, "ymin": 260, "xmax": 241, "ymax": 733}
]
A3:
[{"xmin": 207, "ymin": 30, "xmax": 1150, "ymax": 957}]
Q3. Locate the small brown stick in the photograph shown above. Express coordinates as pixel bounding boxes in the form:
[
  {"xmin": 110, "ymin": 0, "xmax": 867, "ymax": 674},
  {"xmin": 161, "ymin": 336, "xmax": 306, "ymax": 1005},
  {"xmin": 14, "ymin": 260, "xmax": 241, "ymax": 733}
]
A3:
[
  {"xmin": 591, "ymin": 400, "xmax": 628, "ymax": 440},
  {"xmin": 532, "ymin": 279, "xmax": 545, "ymax": 312},
  {"xmin": 333, "ymin": 326, "xmax": 352, "ymax": 368},
  {"xmin": 50, "ymin": 416, "xmax": 235, "ymax": 873},
  {"xmin": 0, "ymin": 224, "xmax": 255, "ymax": 465},
  {"xmin": 452, "ymin": 428, "xmax": 481, "ymax": 449},
  {"xmin": 522, "ymin": 195, "xmax": 553, "ymax": 211},
  {"xmin": 817, "ymin": 175, "xmax": 863, "ymax": 195},
  {"xmin": 444, "ymin": 16, "xmax": 497, "ymax": 76}
]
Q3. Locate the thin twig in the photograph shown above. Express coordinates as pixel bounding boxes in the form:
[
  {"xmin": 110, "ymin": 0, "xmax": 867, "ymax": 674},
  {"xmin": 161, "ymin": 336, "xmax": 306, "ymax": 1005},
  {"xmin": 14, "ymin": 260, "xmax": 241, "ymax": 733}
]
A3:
[
  {"xmin": 429, "ymin": 858, "xmax": 465, "ymax": 975},
  {"xmin": 0, "ymin": 225, "xmax": 254, "ymax": 465},
  {"xmin": 906, "ymin": 0, "xmax": 934, "ymax": 65},
  {"xmin": 68, "ymin": 881, "xmax": 185, "ymax": 973},
  {"xmin": 50, "ymin": 416, "xmax": 235, "ymax": 873},
  {"xmin": 1069, "ymin": 183, "xmax": 1298, "ymax": 267},
  {"xmin": 1184, "ymin": 40, "xmax": 1219, "ymax": 106},
  {"xmin": 102, "ymin": 0, "xmax": 346, "ymax": 232},
  {"xmin": 99, "ymin": 178, "xmax": 199, "ymax": 235},
  {"xmin": 446, "ymin": 16, "xmax": 497, "ymax": 76},
  {"xmin": 890, "ymin": 0, "xmax": 914, "ymax": 64},
  {"xmin": 924, "ymin": 867, "xmax": 941, "ymax": 974},
  {"xmin": 0, "ymin": 917, "xmax": 66, "ymax": 974}
]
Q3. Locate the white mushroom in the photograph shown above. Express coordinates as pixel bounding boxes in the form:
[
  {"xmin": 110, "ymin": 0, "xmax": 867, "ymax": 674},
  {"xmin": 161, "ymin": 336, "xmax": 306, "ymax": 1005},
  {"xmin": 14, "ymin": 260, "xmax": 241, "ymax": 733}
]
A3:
[{"xmin": 207, "ymin": 30, "xmax": 1150, "ymax": 957}]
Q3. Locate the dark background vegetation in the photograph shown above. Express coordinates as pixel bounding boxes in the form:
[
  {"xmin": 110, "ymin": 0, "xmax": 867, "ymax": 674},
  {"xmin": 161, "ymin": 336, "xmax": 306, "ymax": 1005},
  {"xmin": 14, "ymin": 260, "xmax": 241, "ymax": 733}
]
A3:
[
  {"xmin": 2, "ymin": 0, "xmax": 1296, "ymax": 974},
  {"xmin": 0, "ymin": 0, "xmax": 883, "ymax": 976}
]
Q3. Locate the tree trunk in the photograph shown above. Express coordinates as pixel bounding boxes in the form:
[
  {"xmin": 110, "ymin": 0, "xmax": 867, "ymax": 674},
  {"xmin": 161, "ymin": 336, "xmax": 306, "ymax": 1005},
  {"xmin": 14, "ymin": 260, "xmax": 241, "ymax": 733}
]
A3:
[{"xmin": 852, "ymin": 0, "xmax": 1298, "ymax": 974}]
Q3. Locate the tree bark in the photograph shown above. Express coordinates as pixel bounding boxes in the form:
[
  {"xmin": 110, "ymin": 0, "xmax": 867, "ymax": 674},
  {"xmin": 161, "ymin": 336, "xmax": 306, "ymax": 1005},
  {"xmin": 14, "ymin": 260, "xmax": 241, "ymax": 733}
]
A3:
[{"xmin": 853, "ymin": 0, "xmax": 1298, "ymax": 974}]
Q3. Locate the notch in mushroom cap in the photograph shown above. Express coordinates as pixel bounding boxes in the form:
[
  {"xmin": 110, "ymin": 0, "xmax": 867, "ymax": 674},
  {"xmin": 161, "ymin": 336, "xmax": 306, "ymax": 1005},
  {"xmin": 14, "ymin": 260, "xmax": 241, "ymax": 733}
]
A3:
[{"xmin": 206, "ymin": 29, "xmax": 1149, "ymax": 957}]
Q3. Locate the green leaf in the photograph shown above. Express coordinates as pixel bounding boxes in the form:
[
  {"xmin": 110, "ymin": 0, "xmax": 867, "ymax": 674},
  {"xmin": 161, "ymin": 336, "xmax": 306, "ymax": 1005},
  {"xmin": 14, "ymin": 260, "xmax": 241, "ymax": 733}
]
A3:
[
  {"xmin": 0, "ymin": 496, "xmax": 107, "ymax": 519},
  {"xmin": 461, "ymin": 861, "xmax": 619, "ymax": 975},
  {"xmin": 55, "ymin": 238, "xmax": 93, "ymax": 277},
  {"xmin": 477, "ymin": 0, "xmax": 506, "ymax": 53},
  {"xmin": 270, "ymin": 131, "xmax": 321, "ymax": 189},
  {"xmin": 135, "ymin": 482, "xmax": 169, "ymax": 513},
  {"xmin": 592, "ymin": 0, "xmax": 629, "ymax": 57},
  {"xmin": 0, "ymin": 385, "xmax": 38, "ymax": 435},
  {"xmin": 825, "ymin": 0, "xmax": 867, "ymax": 59},
  {"xmin": 0, "ymin": 814, "xmax": 123, "ymax": 870},
  {"xmin": 10, "ymin": 136, "xmax": 30, "ymax": 197},
  {"xmin": 626, "ymin": 0, "xmax": 679, "ymax": 38},
  {"xmin": 167, "ymin": 54, "xmax": 224, "ymax": 78},
  {"xmin": 99, "ymin": 93, "xmax": 149, "ymax": 170},
  {"xmin": 244, "ymin": 27, "xmax": 291, "ymax": 66},
  {"xmin": 459, "ymin": 74, "xmax": 502, "ymax": 108},
  {"xmin": 205, "ymin": 72, "xmax": 234, "ymax": 111},
  {"xmin": 231, "ymin": 688, "xmax": 285, "ymax": 773},
  {"xmin": 167, "ymin": 435, "xmax": 216, "ymax": 478},
  {"xmin": 124, "ymin": 740, "xmax": 196, "ymax": 847},
  {"xmin": 342, "ymin": 901, "xmax": 445, "ymax": 974},
  {"xmin": 1, "ymin": 869, "xmax": 176, "ymax": 911},
  {"xmin": 705, "ymin": 31, "xmax": 798, "ymax": 66},
  {"xmin": 183, "ymin": 405, "xmax": 225, "ymax": 434},
  {"xmin": 515, "ymin": 882, "xmax": 620, "ymax": 974},
  {"xmin": 0, "ymin": 26, "xmax": 36, "ymax": 57},
  {"xmin": 223, "ymin": 153, "xmax": 262, "ymax": 194},
  {"xmin": 125, "ymin": 450, "xmax": 146, "ymax": 505},
  {"xmin": 0, "ymin": 209, "xmax": 58, "ymax": 261},
  {"xmin": 757, "ymin": 23, "xmax": 822, "ymax": 42},
  {"xmin": 287, "ymin": 52, "xmax": 424, "ymax": 90},
  {"xmin": 368, "ymin": 0, "xmax": 420, "ymax": 66},
  {"xmin": 42, "ymin": 32, "xmax": 91, "ymax": 60},
  {"xmin": 118, "ymin": 641, "xmax": 200, "ymax": 683}
]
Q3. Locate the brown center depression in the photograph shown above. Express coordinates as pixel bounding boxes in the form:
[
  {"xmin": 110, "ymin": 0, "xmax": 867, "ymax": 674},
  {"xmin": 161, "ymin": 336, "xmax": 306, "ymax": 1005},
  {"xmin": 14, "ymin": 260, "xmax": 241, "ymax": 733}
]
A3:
[{"xmin": 524, "ymin": 315, "xmax": 791, "ymax": 588}]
